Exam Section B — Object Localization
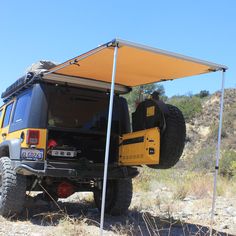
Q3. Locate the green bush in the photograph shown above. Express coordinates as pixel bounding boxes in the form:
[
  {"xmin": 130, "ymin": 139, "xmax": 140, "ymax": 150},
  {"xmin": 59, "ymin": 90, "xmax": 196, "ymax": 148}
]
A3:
[
  {"xmin": 219, "ymin": 150, "xmax": 236, "ymax": 177},
  {"xmin": 189, "ymin": 147, "xmax": 215, "ymax": 172},
  {"xmin": 168, "ymin": 96, "xmax": 202, "ymax": 121},
  {"xmin": 196, "ymin": 90, "xmax": 210, "ymax": 98},
  {"xmin": 209, "ymin": 124, "xmax": 228, "ymax": 141}
]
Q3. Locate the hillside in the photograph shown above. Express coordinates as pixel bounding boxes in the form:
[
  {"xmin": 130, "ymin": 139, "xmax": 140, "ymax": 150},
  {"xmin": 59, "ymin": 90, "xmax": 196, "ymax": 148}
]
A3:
[
  {"xmin": 176, "ymin": 88, "xmax": 236, "ymax": 175},
  {"xmin": 182, "ymin": 88, "xmax": 236, "ymax": 160}
]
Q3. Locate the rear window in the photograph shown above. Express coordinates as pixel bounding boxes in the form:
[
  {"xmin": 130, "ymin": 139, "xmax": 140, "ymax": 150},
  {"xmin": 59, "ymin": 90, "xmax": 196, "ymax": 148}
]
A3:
[
  {"xmin": 2, "ymin": 103, "xmax": 13, "ymax": 127},
  {"xmin": 12, "ymin": 90, "xmax": 32, "ymax": 124},
  {"xmin": 47, "ymin": 87, "xmax": 119, "ymax": 133}
]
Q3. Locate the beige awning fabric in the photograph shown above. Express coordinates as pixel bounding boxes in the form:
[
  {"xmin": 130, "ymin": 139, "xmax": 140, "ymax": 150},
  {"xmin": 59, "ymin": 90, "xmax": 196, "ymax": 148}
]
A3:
[{"xmin": 44, "ymin": 39, "xmax": 227, "ymax": 87}]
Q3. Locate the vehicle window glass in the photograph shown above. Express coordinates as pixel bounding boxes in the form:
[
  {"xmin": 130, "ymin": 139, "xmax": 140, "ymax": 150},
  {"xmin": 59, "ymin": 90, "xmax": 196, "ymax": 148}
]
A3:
[
  {"xmin": 12, "ymin": 91, "xmax": 32, "ymax": 124},
  {"xmin": 2, "ymin": 103, "xmax": 13, "ymax": 127},
  {"xmin": 0, "ymin": 109, "xmax": 2, "ymax": 126},
  {"xmin": 47, "ymin": 87, "xmax": 119, "ymax": 133}
]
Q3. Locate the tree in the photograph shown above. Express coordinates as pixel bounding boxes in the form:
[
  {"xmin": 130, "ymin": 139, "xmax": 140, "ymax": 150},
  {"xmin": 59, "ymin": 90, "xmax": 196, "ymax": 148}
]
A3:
[
  {"xmin": 198, "ymin": 90, "xmax": 210, "ymax": 98},
  {"xmin": 142, "ymin": 84, "xmax": 165, "ymax": 96},
  {"xmin": 123, "ymin": 83, "xmax": 165, "ymax": 112}
]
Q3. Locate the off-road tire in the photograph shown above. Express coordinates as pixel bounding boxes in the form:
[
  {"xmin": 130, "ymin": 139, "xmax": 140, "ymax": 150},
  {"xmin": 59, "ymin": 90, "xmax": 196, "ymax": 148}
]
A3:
[
  {"xmin": 0, "ymin": 157, "xmax": 26, "ymax": 217},
  {"xmin": 93, "ymin": 178, "xmax": 132, "ymax": 216},
  {"xmin": 149, "ymin": 104, "xmax": 186, "ymax": 169}
]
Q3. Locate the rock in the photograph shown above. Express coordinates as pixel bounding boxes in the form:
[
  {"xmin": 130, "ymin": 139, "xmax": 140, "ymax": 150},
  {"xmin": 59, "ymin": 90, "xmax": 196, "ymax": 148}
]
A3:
[
  {"xmin": 221, "ymin": 224, "xmax": 229, "ymax": 230},
  {"xmin": 183, "ymin": 196, "xmax": 196, "ymax": 201},
  {"xmin": 226, "ymin": 207, "xmax": 236, "ymax": 217}
]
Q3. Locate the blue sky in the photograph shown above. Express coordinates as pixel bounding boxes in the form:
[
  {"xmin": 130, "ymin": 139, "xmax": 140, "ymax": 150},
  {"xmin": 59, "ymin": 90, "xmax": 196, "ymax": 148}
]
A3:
[{"xmin": 0, "ymin": 0, "xmax": 235, "ymax": 97}]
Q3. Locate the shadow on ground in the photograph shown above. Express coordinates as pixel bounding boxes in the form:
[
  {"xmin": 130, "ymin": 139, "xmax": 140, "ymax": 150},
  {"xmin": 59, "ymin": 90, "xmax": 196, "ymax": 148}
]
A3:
[{"xmin": 17, "ymin": 195, "xmax": 233, "ymax": 236}]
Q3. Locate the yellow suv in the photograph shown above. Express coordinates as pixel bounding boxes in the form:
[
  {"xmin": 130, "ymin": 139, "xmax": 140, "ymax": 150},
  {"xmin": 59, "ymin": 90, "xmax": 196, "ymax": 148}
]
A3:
[{"xmin": 0, "ymin": 69, "xmax": 185, "ymax": 217}]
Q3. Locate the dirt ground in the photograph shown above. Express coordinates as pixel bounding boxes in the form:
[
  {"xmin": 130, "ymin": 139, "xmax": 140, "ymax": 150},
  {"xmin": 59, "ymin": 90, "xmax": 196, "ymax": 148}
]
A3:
[{"xmin": 0, "ymin": 192, "xmax": 234, "ymax": 236}]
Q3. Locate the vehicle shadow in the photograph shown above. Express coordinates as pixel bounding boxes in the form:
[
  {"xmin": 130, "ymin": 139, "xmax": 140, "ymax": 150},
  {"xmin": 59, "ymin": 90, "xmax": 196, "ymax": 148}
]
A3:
[{"xmin": 19, "ymin": 196, "xmax": 232, "ymax": 236}]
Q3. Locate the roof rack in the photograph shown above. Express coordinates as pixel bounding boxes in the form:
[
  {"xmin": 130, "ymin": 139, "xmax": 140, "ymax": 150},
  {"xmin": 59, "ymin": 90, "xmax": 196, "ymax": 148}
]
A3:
[{"xmin": 1, "ymin": 72, "xmax": 39, "ymax": 102}]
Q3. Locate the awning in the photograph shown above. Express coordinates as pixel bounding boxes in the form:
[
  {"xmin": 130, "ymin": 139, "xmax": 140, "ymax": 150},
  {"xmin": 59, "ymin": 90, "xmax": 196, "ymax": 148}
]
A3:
[
  {"xmin": 44, "ymin": 39, "xmax": 227, "ymax": 236},
  {"xmin": 44, "ymin": 38, "xmax": 227, "ymax": 88}
]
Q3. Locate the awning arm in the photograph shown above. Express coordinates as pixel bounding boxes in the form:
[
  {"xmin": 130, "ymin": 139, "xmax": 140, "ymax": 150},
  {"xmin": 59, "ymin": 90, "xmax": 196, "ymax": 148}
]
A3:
[
  {"xmin": 210, "ymin": 68, "xmax": 226, "ymax": 236},
  {"xmin": 99, "ymin": 45, "xmax": 119, "ymax": 236}
]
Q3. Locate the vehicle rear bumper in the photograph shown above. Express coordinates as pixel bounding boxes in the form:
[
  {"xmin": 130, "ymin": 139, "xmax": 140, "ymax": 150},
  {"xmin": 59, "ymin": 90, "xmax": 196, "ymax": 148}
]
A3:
[{"xmin": 12, "ymin": 160, "xmax": 139, "ymax": 179}]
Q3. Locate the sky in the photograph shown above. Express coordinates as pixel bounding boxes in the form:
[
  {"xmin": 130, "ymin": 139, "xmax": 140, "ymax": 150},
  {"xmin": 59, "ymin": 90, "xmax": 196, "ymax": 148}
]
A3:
[{"xmin": 0, "ymin": 0, "xmax": 235, "ymax": 97}]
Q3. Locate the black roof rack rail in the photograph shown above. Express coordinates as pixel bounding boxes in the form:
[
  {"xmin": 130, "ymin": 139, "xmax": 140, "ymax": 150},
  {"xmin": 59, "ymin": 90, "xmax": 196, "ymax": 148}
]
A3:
[{"xmin": 1, "ymin": 72, "xmax": 41, "ymax": 102}]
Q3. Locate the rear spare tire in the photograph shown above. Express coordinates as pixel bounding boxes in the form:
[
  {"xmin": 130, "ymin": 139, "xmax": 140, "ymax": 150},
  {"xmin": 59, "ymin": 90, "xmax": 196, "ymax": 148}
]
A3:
[
  {"xmin": 150, "ymin": 104, "xmax": 186, "ymax": 169},
  {"xmin": 0, "ymin": 157, "xmax": 26, "ymax": 217},
  {"xmin": 93, "ymin": 178, "xmax": 132, "ymax": 216}
]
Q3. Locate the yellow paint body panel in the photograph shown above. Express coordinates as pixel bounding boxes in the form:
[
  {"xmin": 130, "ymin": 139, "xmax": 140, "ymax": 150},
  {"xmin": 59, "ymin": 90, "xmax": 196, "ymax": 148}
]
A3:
[
  {"xmin": 119, "ymin": 127, "xmax": 160, "ymax": 166},
  {"xmin": 5, "ymin": 129, "xmax": 47, "ymax": 159},
  {"xmin": 0, "ymin": 101, "xmax": 47, "ymax": 158}
]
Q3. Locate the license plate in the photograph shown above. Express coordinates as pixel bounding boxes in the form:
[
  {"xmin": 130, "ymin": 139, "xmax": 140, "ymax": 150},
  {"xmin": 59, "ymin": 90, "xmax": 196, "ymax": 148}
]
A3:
[{"xmin": 21, "ymin": 149, "xmax": 44, "ymax": 160}]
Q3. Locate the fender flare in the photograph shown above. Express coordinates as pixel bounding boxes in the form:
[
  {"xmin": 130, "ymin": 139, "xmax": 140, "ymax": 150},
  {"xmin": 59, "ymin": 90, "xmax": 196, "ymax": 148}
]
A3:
[{"xmin": 0, "ymin": 139, "xmax": 21, "ymax": 160}]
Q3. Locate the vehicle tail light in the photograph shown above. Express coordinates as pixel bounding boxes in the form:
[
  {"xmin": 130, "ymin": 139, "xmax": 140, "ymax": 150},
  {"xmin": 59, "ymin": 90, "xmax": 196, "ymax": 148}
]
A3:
[{"xmin": 26, "ymin": 130, "xmax": 40, "ymax": 145}]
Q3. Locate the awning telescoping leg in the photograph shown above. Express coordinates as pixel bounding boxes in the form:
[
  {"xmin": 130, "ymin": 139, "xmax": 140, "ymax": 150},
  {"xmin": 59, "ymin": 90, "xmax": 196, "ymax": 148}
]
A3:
[
  {"xmin": 210, "ymin": 69, "xmax": 226, "ymax": 236},
  {"xmin": 99, "ymin": 45, "xmax": 118, "ymax": 236}
]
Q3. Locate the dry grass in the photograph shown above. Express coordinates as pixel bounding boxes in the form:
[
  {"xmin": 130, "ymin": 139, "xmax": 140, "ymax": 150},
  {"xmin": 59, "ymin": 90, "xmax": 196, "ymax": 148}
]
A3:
[
  {"xmin": 48, "ymin": 217, "xmax": 87, "ymax": 236},
  {"xmin": 216, "ymin": 176, "xmax": 236, "ymax": 197},
  {"xmin": 130, "ymin": 167, "xmax": 236, "ymax": 235},
  {"xmin": 45, "ymin": 214, "xmax": 100, "ymax": 236},
  {"xmin": 133, "ymin": 167, "xmax": 235, "ymax": 201},
  {"xmin": 44, "ymin": 211, "xmax": 223, "ymax": 236},
  {"xmin": 110, "ymin": 222, "xmax": 135, "ymax": 236}
]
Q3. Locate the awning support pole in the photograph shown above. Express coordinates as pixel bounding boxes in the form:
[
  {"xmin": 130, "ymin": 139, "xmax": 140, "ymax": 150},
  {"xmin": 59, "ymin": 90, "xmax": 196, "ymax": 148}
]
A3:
[
  {"xmin": 210, "ymin": 69, "xmax": 226, "ymax": 236},
  {"xmin": 99, "ymin": 45, "xmax": 118, "ymax": 236}
]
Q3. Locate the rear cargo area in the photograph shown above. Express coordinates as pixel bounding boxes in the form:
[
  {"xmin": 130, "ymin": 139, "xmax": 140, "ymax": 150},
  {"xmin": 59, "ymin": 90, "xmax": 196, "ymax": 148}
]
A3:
[
  {"xmin": 47, "ymin": 128, "xmax": 119, "ymax": 163},
  {"xmin": 45, "ymin": 84, "xmax": 130, "ymax": 164}
]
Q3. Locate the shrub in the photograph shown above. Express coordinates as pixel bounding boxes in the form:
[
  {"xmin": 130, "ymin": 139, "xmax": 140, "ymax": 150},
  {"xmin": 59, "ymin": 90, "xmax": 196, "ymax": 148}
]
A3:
[
  {"xmin": 173, "ymin": 182, "xmax": 189, "ymax": 200},
  {"xmin": 219, "ymin": 150, "xmax": 236, "ymax": 177},
  {"xmin": 197, "ymin": 90, "xmax": 210, "ymax": 98},
  {"xmin": 188, "ymin": 147, "xmax": 215, "ymax": 172},
  {"xmin": 168, "ymin": 96, "xmax": 202, "ymax": 121}
]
